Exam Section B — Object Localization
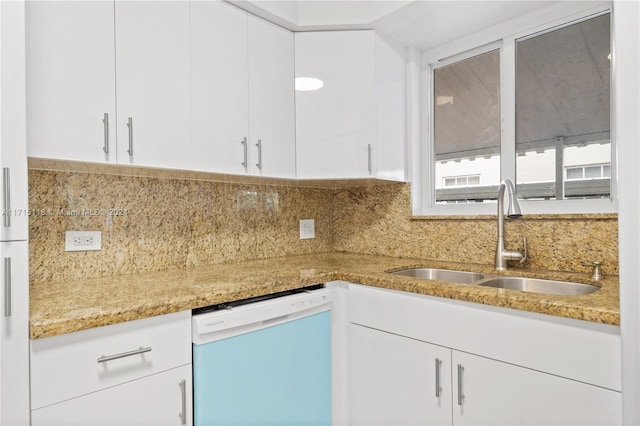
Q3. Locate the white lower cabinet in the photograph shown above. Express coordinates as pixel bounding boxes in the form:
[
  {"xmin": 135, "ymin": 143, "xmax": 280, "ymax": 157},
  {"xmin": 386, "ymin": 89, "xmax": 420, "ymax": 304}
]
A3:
[
  {"xmin": 0, "ymin": 242, "xmax": 29, "ymax": 426},
  {"xmin": 31, "ymin": 364, "xmax": 192, "ymax": 426},
  {"xmin": 350, "ymin": 324, "xmax": 452, "ymax": 425},
  {"xmin": 452, "ymin": 351, "xmax": 621, "ymax": 426},
  {"xmin": 348, "ymin": 284, "xmax": 622, "ymax": 426},
  {"xmin": 30, "ymin": 310, "xmax": 192, "ymax": 426}
]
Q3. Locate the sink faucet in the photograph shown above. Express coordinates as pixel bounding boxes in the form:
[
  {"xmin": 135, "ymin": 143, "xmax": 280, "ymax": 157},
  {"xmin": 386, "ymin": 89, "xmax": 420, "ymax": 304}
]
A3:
[{"xmin": 495, "ymin": 179, "xmax": 527, "ymax": 271}]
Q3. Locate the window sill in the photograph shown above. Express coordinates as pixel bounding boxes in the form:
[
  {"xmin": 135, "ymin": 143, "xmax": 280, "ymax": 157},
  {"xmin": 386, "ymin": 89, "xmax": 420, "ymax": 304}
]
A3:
[{"xmin": 410, "ymin": 213, "xmax": 617, "ymax": 221}]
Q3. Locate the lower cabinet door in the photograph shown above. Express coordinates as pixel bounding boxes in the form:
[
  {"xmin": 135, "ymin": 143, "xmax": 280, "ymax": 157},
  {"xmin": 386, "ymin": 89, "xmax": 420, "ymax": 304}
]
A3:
[
  {"xmin": 31, "ymin": 364, "xmax": 192, "ymax": 426},
  {"xmin": 452, "ymin": 351, "xmax": 621, "ymax": 425},
  {"xmin": 349, "ymin": 324, "xmax": 452, "ymax": 426}
]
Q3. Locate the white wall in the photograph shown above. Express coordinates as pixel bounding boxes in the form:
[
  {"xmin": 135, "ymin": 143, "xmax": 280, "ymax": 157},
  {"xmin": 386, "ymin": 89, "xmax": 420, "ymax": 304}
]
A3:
[{"xmin": 615, "ymin": 0, "xmax": 640, "ymax": 423}]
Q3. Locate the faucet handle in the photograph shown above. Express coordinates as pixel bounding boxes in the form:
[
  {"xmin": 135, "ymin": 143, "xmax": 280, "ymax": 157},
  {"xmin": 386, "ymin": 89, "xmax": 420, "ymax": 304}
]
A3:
[
  {"xmin": 581, "ymin": 261, "xmax": 604, "ymax": 281},
  {"xmin": 519, "ymin": 236, "xmax": 528, "ymax": 264}
]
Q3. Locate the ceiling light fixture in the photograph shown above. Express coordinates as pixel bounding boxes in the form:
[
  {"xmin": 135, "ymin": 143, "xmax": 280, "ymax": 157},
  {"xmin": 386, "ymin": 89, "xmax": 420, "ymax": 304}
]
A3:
[{"xmin": 295, "ymin": 77, "xmax": 324, "ymax": 91}]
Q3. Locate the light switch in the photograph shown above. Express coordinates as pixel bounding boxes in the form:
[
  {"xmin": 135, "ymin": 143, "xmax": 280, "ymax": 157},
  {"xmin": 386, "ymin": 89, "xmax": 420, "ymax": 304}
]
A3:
[{"xmin": 299, "ymin": 219, "xmax": 315, "ymax": 239}]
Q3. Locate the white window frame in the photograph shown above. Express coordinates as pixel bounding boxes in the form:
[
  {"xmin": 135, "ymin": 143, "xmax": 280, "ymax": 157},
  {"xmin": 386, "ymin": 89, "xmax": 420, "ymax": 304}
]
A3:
[{"xmin": 414, "ymin": 1, "xmax": 616, "ymax": 216}]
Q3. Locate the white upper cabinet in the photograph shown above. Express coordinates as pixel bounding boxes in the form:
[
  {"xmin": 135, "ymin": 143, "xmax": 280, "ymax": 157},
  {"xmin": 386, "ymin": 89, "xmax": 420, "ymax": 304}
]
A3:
[
  {"xmin": 115, "ymin": 0, "xmax": 192, "ymax": 170},
  {"xmin": 26, "ymin": 0, "xmax": 117, "ymax": 164},
  {"xmin": 191, "ymin": 0, "xmax": 249, "ymax": 175},
  {"xmin": 191, "ymin": 2, "xmax": 295, "ymax": 178},
  {"xmin": 27, "ymin": 0, "xmax": 191, "ymax": 170},
  {"xmin": 295, "ymin": 31, "xmax": 376, "ymax": 179},
  {"xmin": 2, "ymin": 0, "xmax": 29, "ymax": 242},
  {"xmin": 247, "ymin": 15, "xmax": 296, "ymax": 179},
  {"xmin": 295, "ymin": 31, "xmax": 406, "ymax": 180}
]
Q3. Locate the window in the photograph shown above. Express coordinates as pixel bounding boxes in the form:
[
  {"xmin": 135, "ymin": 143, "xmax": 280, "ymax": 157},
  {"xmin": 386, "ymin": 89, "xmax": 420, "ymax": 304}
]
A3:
[
  {"xmin": 420, "ymin": 5, "xmax": 614, "ymax": 215},
  {"xmin": 515, "ymin": 13, "xmax": 611, "ymax": 201},
  {"xmin": 433, "ymin": 50, "xmax": 500, "ymax": 204}
]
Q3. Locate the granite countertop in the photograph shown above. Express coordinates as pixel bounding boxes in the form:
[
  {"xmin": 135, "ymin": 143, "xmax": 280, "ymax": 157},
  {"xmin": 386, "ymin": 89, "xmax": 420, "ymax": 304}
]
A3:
[{"xmin": 30, "ymin": 252, "xmax": 620, "ymax": 339}]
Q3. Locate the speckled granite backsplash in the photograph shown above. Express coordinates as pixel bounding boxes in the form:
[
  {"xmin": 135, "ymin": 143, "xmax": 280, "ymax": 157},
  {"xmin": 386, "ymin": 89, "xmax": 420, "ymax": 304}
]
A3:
[
  {"xmin": 332, "ymin": 184, "xmax": 618, "ymax": 275},
  {"xmin": 29, "ymin": 170, "xmax": 618, "ymax": 284},
  {"xmin": 28, "ymin": 170, "xmax": 335, "ymax": 283}
]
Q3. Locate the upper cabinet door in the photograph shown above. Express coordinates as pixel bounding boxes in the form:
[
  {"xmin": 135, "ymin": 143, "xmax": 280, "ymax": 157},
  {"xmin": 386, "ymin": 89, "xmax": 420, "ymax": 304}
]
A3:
[
  {"xmin": 191, "ymin": 0, "xmax": 249, "ymax": 175},
  {"xmin": 247, "ymin": 16, "xmax": 295, "ymax": 179},
  {"xmin": 26, "ymin": 0, "xmax": 117, "ymax": 164},
  {"xmin": 115, "ymin": 0, "xmax": 191, "ymax": 170},
  {"xmin": 3, "ymin": 0, "xmax": 29, "ymax": 241},
  {"xmin": 295, "ymin": 31, "xmax": 377, "ymax": 179}
]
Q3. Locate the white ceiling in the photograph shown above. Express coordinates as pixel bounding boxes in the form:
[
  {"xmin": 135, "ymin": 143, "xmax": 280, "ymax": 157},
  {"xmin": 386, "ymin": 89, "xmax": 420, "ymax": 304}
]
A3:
[{"xmin": 228, "ymin": 0, "xmax": 559, "ymax": 50}]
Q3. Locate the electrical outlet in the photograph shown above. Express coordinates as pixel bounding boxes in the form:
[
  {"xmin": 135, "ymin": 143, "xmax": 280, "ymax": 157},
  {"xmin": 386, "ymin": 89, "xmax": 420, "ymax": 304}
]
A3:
[
  {"xmin": 299, "ymin": 219, "xmax": 315, "ymax": 239},
  {"xmin": 65, "ymin": 231, "xmax": 102, "ymax": 251}
]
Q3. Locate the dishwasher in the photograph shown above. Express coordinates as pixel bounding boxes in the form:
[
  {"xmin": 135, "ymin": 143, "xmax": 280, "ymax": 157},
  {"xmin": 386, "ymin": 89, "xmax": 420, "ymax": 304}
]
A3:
[{"xmin": 192, "ymin": 284, "xmax": 332, "ymax": 426}]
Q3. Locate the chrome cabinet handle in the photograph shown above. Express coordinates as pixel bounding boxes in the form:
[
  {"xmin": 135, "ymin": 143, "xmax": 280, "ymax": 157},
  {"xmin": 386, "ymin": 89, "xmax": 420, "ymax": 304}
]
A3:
[
  {"xmin": 367, "ymin": 144, "xmax": 372, "ymax": 174},
  {"xmin": 457, "ymin": 364, "xmax": 464, "ymax": 406},
  {"xmin": 255, "ymin": 139, "xmax": 262, "ymax": 170},
  {"xmin": 4, "ymin": 258, "xmax": 11, "ymax": 317},
  {"xmin": 97, "ymin": 346, "xmax": 151, "ymax": 363},
  {"xmin": 103, "ymin": 113, "xmax": 109, "ymax": 154},
  {"xmin": 3, "ymin": 168, "xmax": 10, "ymax": 228},
  {"xmin": 127, "ymin": 117, "xmax": 133, "ymax": 156},
  {"xmin": 435, "ymin": 358, "xmax": 442, "ymax": 398},
  {"xmin": 179, "ymin": 379, "xmax": 187, "ymax": 425},
  {"xmin": 241, "ymin": 137, "xmax": 248, "ymax": 168}
]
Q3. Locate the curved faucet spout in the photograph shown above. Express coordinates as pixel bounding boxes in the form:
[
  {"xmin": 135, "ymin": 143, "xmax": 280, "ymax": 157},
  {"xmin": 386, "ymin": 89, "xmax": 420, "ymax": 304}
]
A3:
[{"xmin": 495, "ymin": 179, "xmax": 525, "ymax": 270}]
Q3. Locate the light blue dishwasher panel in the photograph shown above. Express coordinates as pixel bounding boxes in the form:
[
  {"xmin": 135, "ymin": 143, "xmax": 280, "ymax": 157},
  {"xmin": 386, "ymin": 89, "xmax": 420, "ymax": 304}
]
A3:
[{"xmin": 193, "ymin": 310, "xmax": 331, "ymax": 426}]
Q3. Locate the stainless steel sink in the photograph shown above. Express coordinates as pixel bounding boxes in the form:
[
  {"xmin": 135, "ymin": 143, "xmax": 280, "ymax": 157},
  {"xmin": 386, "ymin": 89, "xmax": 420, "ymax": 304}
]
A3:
[
  {"xmin": 477, "ymin": 277, "xmax": 599, "ymax": 295},
  {"xmin": 391, "ymin": 268, "xmax": 486, "ymax": 284}
]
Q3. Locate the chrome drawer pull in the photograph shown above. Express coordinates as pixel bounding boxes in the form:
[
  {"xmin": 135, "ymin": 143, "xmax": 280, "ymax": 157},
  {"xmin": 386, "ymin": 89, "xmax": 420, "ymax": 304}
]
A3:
[
  {"xmin": 103, "ymin": 113, "xmax": 110, "ymax": 154},
  {"xmin": 241, "ymin": 137, "xmax": 248, "ymax": 168},
  {"xmin": 435, "ymin": 358, "xmax": 442, "ymax": 398},
  {"xmin": 255, "ymin": 139, "xmax": 262, "ymax": 170},
  {"xmin": 4, "ymin": 257, "xmax": 11, "ymax": 317},
  {"xmin": 127, "ymin": 117, "xmax": 134, "ymax": 156},
  {"xmin": 3, "ymin": 167, "xmax": 10, "ymax": 228},
  {"xmin": 457, "ymin": 363, "xmax": 464, "ymax": 406},
  {"xmin": 97, "ymin": 346, "xmax": 151, "ymax": 363},
  {"xmin": 179, "ymin": 379, "xmax": 187, "ymax": 425}
]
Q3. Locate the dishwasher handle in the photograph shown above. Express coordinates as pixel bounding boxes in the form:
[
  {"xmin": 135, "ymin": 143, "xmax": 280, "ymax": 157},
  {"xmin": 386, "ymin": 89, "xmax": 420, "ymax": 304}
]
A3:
[{"xmin": 192, "ymin": 288, "xmax": 331, "ymax": 345}]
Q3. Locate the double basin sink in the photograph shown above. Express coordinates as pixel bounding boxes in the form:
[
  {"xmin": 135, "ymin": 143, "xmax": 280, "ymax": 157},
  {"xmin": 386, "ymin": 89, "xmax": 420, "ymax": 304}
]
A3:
[{"xmin": 390, "ymin": 268, "xmax": 599, "ymax": 296}]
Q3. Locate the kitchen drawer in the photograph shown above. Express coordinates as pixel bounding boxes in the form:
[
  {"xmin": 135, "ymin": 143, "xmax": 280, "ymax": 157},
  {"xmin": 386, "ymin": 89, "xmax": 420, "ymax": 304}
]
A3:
[{"xmin": 31, "ymin": 310, "xmax": 191, "ymax": 410}]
